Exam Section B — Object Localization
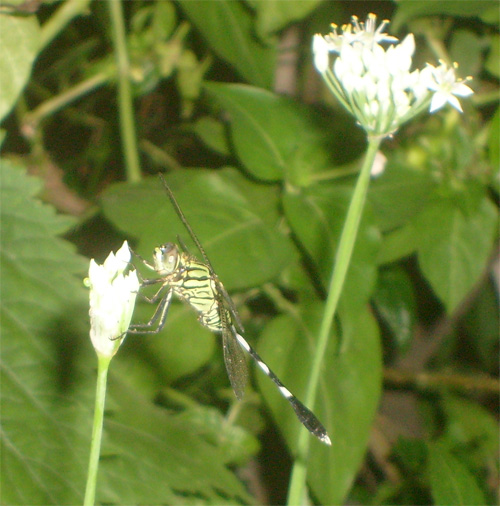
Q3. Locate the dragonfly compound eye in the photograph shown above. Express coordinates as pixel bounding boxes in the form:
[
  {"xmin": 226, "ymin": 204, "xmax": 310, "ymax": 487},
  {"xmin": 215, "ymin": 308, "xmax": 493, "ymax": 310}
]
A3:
[{"xmin": 153, "ymin": 243, "xmax": 179, "ymax": 274}]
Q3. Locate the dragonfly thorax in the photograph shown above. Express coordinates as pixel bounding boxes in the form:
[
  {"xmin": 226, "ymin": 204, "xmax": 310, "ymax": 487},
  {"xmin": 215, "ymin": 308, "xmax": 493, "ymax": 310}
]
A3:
[{"xmin": 153, "ymin": 243, "xmax": 180, "ymax": 275}]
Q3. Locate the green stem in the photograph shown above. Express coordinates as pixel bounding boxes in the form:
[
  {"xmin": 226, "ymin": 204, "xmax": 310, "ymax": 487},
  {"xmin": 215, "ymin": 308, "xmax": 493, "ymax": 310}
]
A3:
[
  {"xmin": 84, "ymin": 354, "xmax": 111, "ymax": 506},
  {"xmin": 108, "ymin": 0, "xmax": 141, "ymax": 183},
  {"xmin": 40, "ymin": 0, "xmax": 93, "ymax": 51},
  {"xmin": 287, "ymin": 137, "xmax": 382, "ymax": 505},
  {"xmin": 23, "ymin": 72, "xmax": 110, "ymax": 133}
]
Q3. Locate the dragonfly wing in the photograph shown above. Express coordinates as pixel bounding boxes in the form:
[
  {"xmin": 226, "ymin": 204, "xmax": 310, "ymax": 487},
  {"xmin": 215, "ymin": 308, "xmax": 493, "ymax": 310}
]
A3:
[{"xmin": 222, "ymin": 319, "xmax": 249, "ymax": 401}]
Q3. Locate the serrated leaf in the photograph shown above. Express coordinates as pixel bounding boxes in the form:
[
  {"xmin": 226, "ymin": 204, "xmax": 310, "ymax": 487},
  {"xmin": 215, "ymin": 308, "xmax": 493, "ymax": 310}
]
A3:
[
  {"xmin": 100, "ymin": 168, "xmax": 294, "ymax": 290},
  {"xmin": 0, "ymin": 14, "xmax": 40, "ymax": 122},
  {"xmin": 0, "ymin": 162, "xmax": 253, "ymax": 505},
  {"xmin": 283, "ymin": 182, "xmax": 380, "ymax": 309},
  {"xmin": 178, "ymin": 0, "xmax": 275, "ymax": 88},
  {"xmin": 257, "ymin": 304, "xmax": 381, "ymax": 504},
  {"xmin": 205, "ymin": 83, "xmax": 337, "ymax": 183},
  {"xmin": 97, "ymin": 381, "xmax": 252, "ymax": 505},
  {"xmin": 0, "ymin": 162, "xmax": 90, "ymax": 505},
  {"xmin": 427, "ymin": 442, "xmax": 486, "ymax": 506},
  {"xmin": 415, "ymin": 195, "xmax": 498, "ymax": 313}
]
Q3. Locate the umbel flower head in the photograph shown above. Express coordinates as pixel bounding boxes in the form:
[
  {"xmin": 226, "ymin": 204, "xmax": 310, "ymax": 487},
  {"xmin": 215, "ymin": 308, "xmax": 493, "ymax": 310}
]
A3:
[
  {"xmin": 313, "ymin": 14, "xmax": 474, "ymax": 137},
  {"xmin": 86, "ymin": 241, "xmax": 139, "ymax": 358}
]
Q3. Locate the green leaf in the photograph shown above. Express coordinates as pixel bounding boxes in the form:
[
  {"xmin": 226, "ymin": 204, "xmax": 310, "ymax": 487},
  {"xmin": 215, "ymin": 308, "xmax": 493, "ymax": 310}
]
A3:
[
  {"xmin": 392, "ymin": 1, "xmax": 499, "ymax": 31},
  {"xmin": 427, "ymin": 442, "xmax": 486, "ymax": 506},
  {"xmin": 100, "ymin": 168, "xmax": 294, "ymax": 290},
  {"xmin": 376, "ymin": 222, "xmax": 419, "ymax": 265},
  {"xmin": 205, "ymin": 83, "xmax": 337, "ymax": 183},
  {"xmin": 485, "ymin": 33, "xmax": 500, "ymax": 78},
  {"xmin": 0, "ymin": 163, "xmax": 90, "ymax": 505},
  {"xmin": 0, "ymin": 14, "xmax": 40, "ymax": 122},
  {"xmin": 126, "ymin": 302, "xmax": 217, "ymax": 384},
  {"xmin": 98, "ymin": 381, "xmax": 252, "ymax": 505},
  {"xmin": 192, "ymin": 116, "xmax": 231, "ymax": 156},
  {"xmin": 415, "ymin": 194, "xmax": 498, "ymax": 313},
  {"xmin": 178, "ymin": 0, "xmax": 276, "ymax": 88},
  {"xmin": 369, "ymin": 163, "xmax": 437, "ymax": 232},
  {"xmin": 372, "ymin": 266, "xmax": 416, "ymax": 351},
  {"xmin": 248, "ymin": 0, "xmax": 323, "ymax": 39},
  {"xmin": 441, "ymin": 395, "xmax": 500, "ymax": 462},
  {"xmin": 283, "ymin": 182, "xmax": 381, "ymax": 309},
  {"xmin": 257, "ymin": 304, "xmax": 382, "ymax": 504},
  {"xmin": 0, "ymin": 163, "xmax": 253, "ymax": 504}
]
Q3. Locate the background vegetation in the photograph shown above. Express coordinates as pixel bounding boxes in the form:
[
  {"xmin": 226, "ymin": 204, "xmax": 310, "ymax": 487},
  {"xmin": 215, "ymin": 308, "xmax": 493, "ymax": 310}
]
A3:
[{"xmin": 1, "ymin": 0, "xmax": 498, "ymax": 504}]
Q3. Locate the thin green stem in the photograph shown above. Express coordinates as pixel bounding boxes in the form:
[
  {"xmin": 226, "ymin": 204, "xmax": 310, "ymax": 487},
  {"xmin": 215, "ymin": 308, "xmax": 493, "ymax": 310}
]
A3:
[
  {"xmin": 287, "ymin": 137, "xmax": 382, "ymax": 505},
  {"xmin": 108, "ymin": 0, "xmax": 141, "ymax": 183},
  {"xmin": 84, "ymin": 354, "xmax": 111, "ymax": 506},
  {"xmin": 23, "ymin": 72, "xmax": 110, "ymax": 134},
  {"xmin": 40, "ymin": 0, "xmax": 93, "ymax": 51}
]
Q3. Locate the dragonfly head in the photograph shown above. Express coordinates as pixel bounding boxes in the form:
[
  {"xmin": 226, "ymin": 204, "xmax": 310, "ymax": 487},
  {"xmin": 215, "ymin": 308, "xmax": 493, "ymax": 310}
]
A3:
[{"xmin": 153, "ymin": 243, "xmax": 180, "ymax": 274}]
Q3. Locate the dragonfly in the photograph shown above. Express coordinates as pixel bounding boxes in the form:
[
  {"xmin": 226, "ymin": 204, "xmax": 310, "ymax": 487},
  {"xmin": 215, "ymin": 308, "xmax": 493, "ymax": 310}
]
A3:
[{"xmin": 126, "ymin": 174, "xmax": 331, "ymax": 446}]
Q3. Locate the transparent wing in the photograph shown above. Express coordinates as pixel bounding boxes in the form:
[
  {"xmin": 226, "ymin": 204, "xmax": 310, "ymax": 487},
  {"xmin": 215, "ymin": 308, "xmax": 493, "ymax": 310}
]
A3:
[{"xmin": 220, "ymin": 304, "xmax": 248, "ymax": 401}]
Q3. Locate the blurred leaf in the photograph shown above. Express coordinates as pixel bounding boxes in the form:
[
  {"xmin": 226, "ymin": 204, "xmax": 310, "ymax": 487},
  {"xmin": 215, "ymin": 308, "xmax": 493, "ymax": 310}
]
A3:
[
  {"xmin": 449, "ymin": 29, "xmax": 484, "ymax": 78},
  {"xmin": 415, "ymin": 193, "xmax": 497, "ymax": 313},
  {"xmin": 485, "ymin": 34, "xmax": 500, "ymax": 78},
  {"xmin": 372, "ymin": 266, "xmax": 416, "ymax": 351},
  {"xmin": 178, "ymin": 0, "xmax": 276, "ymax": 88},
  {"xmin": 376, "ymin": 222, "xmax": 419, "ymax": 265},
  {"xmin": 441, "ymin": 395, "xmax": 500, "ymax": 462},
  {"xmin": 283, "ymin": 182, "xmax": 381, "ymax": 309},
  {"xmin": 393, "ymin": 1, "xmax": 499, "ymax": 31},
  {"xmin": 247, "ymin": 0, "xmax": 323, "ymax": 39},
  {"xmin": 427, "ymin": 442, "xmax": 486, "ymax": 506},
  {"xmin": 205, "ymin": 83, "xmax": 337, "ymax": 184},
  {"xmin": 192, "ymin": 116, "xmax": 231, "ymax": 156},
  {"xmin": 257, "ymin": 304, "xmax": 381, "ymax": 504},
  {"xmin": 369, "ymin": 163, "xmax": 437, "ymax": 232},
  {"xmin": 100, "ymin": 169, "xmax": 294, "ymax": 290},
  {"xmin": 488, "ymin": 108, "xmax": 499, "ymax": 191},
  {"xmin": 462, "ymin": 279, "xmax": 499, "ymax": 373},
  {"xmin": 0, "ymin": 14, "xmax": 40, "ymax": 122}
]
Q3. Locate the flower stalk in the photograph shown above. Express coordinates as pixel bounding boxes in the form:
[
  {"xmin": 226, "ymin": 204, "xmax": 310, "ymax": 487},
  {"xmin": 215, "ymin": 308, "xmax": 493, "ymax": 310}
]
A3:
[
  {"xmin": 288, "ymin": 13, "xmax": 474, "ymax": 504},
  {"xmin": 83, "ymin": 242, "xmax": 139, "ymax": 505}
]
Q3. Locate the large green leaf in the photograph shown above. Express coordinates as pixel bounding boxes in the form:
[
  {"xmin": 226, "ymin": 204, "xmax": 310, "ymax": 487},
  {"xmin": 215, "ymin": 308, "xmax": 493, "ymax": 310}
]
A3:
[
  {"xmin": 205, "ymin": 83, "xmax": 338, "ymax": 183},
  {"xmin": 283, "ymin": 182, "xmax": 381, "ymax": 309},
  {"xmin": 100, "ymin": 168, "xmax": 294, "ymax": 291},
  {"xmin": 415, "ymin": 194, "xmax": 497, "ymax": 313},
  {"xmin": 0, "ymin": 163, "xmax": 253, "ymax": 504},
  {"xmin": 178, "ymin": 0, "xmax": 276, "ymax": 88},
  {"xmin": 0, "ymin": 14, "xmax": 40, "ymax": 122},
  {"xmin": 0, "ymin": 162, "xmax": 89, "ymax": 505},
  {"xmin": 256, "ymin": 304, "xmax": 381, "ymax": 504}
]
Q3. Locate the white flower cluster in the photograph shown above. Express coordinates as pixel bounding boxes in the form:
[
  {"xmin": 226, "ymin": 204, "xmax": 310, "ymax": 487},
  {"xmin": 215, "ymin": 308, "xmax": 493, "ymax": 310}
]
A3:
[
  {"xmin": 87, "ymin": 241, "xmax": 139, "ymax": 357},
  {"xmin": 313, "ymin": 14, "xmax": 474, "ymax": 137}
]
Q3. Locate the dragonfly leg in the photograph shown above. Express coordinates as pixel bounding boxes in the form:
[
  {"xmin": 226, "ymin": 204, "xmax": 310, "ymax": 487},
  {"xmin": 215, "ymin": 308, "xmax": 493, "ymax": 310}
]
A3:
[{"xmin": 127, "ymin": 289, "xmax": 173, "ymax": 335}]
